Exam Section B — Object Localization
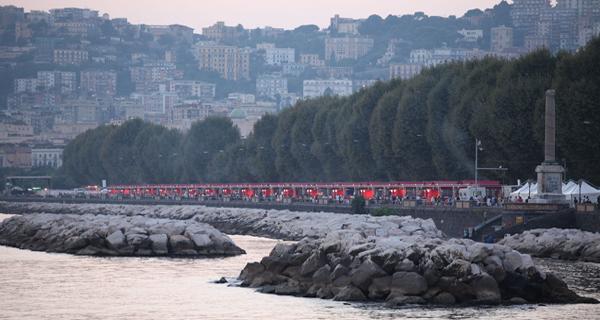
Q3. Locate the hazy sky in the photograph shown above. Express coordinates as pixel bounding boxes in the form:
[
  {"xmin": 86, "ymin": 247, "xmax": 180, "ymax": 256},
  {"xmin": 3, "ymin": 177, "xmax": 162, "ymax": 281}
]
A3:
[{"xmin": 3, "ymin": 0, "xmax": 504, "ymax": 30}]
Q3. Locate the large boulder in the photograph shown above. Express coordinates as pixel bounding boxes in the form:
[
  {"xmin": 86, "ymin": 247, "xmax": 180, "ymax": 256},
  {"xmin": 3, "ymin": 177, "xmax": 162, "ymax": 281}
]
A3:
[
  {"xmin": 368, "ymin": 276, "xmax": 392, "ymax": 300},
  {"xmin": 312, "ymin": 265, "xmax": 332, "ymax": 283},
  {"xmin": 470, "ymin": 274, "xmax": 501, "ymax": 304},
  {"xmin": 431, "ymin": 292, "xmax": 456, "ymax": 305},
  {"xmin": 333, "ymin": 286, "xmax": 367, "ymax": 301},
  {"xmin": 503, "ymin": 251, "xmax": 524, "ymax": 272},
  {"xmin": 350, "ymin": 258, "xmax": 388, "ymax": 291},
  {"xmin": 106, "ymin": 230, "xmax": 126, "ymax": 250},
  {"xmin": 300, "ymin": 251, "xmax": 326, "ymax": 276},
  {"xmin": 149, "ymin": 234, "xmax": 168, "ymax": 255},
  {"xmin": 390, "ymin": 272, "xmax": 428, "ymax": 296},
  {"xmin": 169, "ymin": 235, "xmax": 196, "ymax": 255},
  {"xmin": 189, "ymin": 233, "xmax": 212, "ymax": 249},
  {"xmin": 240, "ymin": 262, "xmax": 266, "ymax": 284}
]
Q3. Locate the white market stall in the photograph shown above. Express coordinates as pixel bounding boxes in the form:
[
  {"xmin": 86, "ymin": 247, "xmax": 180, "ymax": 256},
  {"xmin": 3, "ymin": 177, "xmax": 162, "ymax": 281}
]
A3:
[{"xmin": 563, "ymin": 180, "xmax": 600, "ymax": 203}]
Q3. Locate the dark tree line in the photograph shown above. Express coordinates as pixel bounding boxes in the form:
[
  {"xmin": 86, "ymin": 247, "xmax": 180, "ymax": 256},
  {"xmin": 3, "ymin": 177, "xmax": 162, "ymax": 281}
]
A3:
[{"xmin": 62, "ymin": 38, "xmax": 600, "ymax": 186}]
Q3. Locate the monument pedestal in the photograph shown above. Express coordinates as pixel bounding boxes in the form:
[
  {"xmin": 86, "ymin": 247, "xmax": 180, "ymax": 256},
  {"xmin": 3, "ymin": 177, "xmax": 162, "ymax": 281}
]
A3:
[{"xmin": 533, "ymin": 162, "xmax": 567, "ymax": 204}]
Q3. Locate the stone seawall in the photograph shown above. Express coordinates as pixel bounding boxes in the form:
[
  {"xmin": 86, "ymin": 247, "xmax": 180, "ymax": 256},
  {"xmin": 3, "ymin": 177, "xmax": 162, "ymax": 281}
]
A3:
[
  {"xmin": 0, "ymin": 201, "xmax": 444, "ymax": 241},
  {"xmin": 0, "ymin": 198, "xmax": 499, "ymax": 238},
  {"xmin": 575, "ymin": 213, "xmax": 600, "ymax": 233},
  {"xmin": 379, "ymin": 208, "xmax": 498, "ymax": 238}
]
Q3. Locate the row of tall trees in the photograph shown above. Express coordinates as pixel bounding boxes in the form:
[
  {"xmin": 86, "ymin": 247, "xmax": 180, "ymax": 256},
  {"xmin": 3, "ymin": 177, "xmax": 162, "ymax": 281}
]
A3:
[{"xmin": 62, "ymin": 38, "xmax": 600, "ymax": 186}]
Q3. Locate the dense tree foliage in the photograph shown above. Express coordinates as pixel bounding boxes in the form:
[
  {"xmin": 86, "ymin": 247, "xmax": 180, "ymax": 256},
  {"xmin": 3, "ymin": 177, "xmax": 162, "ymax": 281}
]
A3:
[{"xmin": 62, "ymin": 38, "xmax": 600, "ymax": 186}]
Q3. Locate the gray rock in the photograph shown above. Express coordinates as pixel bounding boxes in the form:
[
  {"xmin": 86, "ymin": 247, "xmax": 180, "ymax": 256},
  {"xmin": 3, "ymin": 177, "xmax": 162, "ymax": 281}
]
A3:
[
  {"xmin": 503, "ymin": 251, "xmax": 524, "ymax": 272},
  {"xmin": 395, "ymin": 259, "xmax": 415, "ymax": 272},
  {"xmin": 330, "ymin": 264, "xmax": 350, "ymax": 281},
  {"xmin": 270, "ymin": 243, "xmax": 296, "ymax": 257},
  {"xmin": 64, "ymin": 236, "xmax": 88, "ymax": 251},
  {"xmin": 486, "ymin": 264, "xmax": 507, "ymax": 282},
  {"xmin": 106, "ymin": 230, "xmax": 126, "ymax": 250},
  {"xmin": 443, "ymin": 259, "xmax": 472, "ymax": 278},
  {"xmin": 273, "ymin": 283, "xmax": 303, "ymax": 296},
  {"xmin": 126, "ymin": 233, "xmax": 149, "ymax": 248},
  {"xmin": 333, "ymin": 286, "xmax": 367, "ymax": 301},
  {"xmin": 385, "ymin": 295, "xmax": 426, "ymax": 307},
  {"xmin": 125, "ymin": 227, "xmax": 147, "ymax": 235},
  {"xmin": 368, "ymin": 276, "xmax": 392, "ymax": 300},
  {"xmin": 76, "ymin": 246, "xmax": 100, "ymax": 256},
  {"xmin": 169, "ymin": 235, "xmax": 195, "ymax": 254},
  {"xmin": 470, "ymin": 274, "xmax": 501, "ymax": 304},
  {"xmin": 317, "ymin": 286, "xmax": 334, "ymax": 299},
  {"xmin": 508, "ymin": 297, "xmax": 528, "ymax": 305},
  {"xmin": 250, "ymin": 272, "xmax": 286, "ymax": 288},
  {"xmin": 312, "ymin": 265, "xmax": 332, "ymax": 283},
  {"xmin": 135, "ymin": 248, "xmax": 153, "ymax": 256},
  {"xmin": 149, "ymin": 234, "xmax": 168, "ymax": 255},
  {"xmin": 282, "ymin": 266, "xmax": 301, "ymax": 279},
  {"xmin": 239, "ymin": 262, "xmax": 265, "ymax": 282},
  {"xmin": 214, "ymin": 277, "xmax": 228, "ymax": 284},
  {"xmin": 257, "ymin": 285, "xmax": 276, "ymax": 294},
  {"xmin": 438, "ymin": 276, "xmax": 474, "ymax": 302},
  {"xmin": 189, "ymin": 234, "xmax": 212, "ymax": 248},
  {"xmin": 300, "ymin": 251, "xmax": 326, "ymax": 276},
  {"xmin": 261, "ymin": 256, "xmax": 289, "ymax": 274},
  {"xmin": 332, "ymin": 275, "xmax": 352, "ymax": 287},
  {"xmin": 484, "ymin": 255, "xmax": 503, "ymax": 267},
  {"xmin": 390, "ymin": 271, "xmax": 428, "ymax": 296},
  {"xmin": 351, "ymin": 258, "xmax": 388, "ymax": 291},
  {"xmin": 423, "ymin": 268, "xmax": 440, "ymax": 286},
  {"xmin": 432, "ymin": 292, "xmax": 456, "ymax": 305}
]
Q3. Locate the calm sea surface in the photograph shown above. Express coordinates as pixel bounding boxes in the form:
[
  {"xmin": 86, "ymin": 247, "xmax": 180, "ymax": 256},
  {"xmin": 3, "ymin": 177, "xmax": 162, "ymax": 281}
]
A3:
[{"xmin": 0, "ymin": 213, "xmax": 599, "ymax": 320}]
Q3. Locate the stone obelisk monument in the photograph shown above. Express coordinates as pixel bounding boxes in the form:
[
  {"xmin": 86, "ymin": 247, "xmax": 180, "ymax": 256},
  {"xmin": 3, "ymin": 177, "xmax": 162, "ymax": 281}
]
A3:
[{"xmin": 534, "ymin": 89, "xmax": 566, "ymax": 203}]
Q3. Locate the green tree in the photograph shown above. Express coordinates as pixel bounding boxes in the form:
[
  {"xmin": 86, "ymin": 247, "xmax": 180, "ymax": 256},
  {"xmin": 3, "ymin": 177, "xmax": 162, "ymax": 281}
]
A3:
[{"xmin": 181, "ymin": 117, "xmax": 241, "ymax": 182}]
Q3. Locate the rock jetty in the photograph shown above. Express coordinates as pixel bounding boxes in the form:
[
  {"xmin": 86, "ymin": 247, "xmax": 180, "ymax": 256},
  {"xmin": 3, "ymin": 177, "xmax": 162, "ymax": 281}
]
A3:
[
  {"xmin": 239, "ymin": 230, "xmax": 598, "ymax": 306},
  {"xmin": 0, "ymin": 201, "xmax": 443, "ymax": 240},
  {"xmin": 0, "ymin": 213, "xmax": 245, "ymax": 257},
  {"xmin": 499, "ymin": 228, "xmax": 600, "ymax": 262}
]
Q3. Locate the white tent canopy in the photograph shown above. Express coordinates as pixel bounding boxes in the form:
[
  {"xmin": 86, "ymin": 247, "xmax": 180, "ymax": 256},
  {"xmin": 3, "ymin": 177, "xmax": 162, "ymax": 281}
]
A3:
[
  {"xmin": 563, "ymin": 180, "xmax": 578, "ymax": 193},
  {"xmin": 563, "ymin": 180, "xmax": 600, "ymax": 203},
  {"xmin": 510, "ymin": 182, "xmax": 538, "ymax": 200},
  {"xmin": 511, "ymin": 180, "xmax": 600, "ymax": 203}
]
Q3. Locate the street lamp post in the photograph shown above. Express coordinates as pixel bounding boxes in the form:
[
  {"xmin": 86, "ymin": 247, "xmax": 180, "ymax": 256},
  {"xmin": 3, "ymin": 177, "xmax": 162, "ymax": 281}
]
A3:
[
  {"xmin": 579, "ymin": 179, "xmax": 583, "ymax": 204},
  {"xmin": 475, "ymin": 139, "xmax": 482, "ymax": 187}
]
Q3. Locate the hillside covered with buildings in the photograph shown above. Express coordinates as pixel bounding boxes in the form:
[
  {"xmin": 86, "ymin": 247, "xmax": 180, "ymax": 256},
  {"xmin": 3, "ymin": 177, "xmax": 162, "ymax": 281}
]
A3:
[
  {"xmin": 0, "ymin": 1, "xmax": 599, "ymax": 184},
  {"xmin": 60, "ymin": 37, "xmax": 600, "ymax": 187}
]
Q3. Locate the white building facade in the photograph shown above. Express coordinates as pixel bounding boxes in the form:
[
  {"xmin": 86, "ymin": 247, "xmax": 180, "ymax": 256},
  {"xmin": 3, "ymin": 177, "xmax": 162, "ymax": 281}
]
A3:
[
  {"xmin": 31, "ymin": 147, "xmax": 63, "ymax": 168},
  {"xmin": 264, "ymin": 47, "xmax": 295, "ymax": 66},
  {"xmin": 303, "ymin": 79, "xmax": 353, "ymax": 98}
]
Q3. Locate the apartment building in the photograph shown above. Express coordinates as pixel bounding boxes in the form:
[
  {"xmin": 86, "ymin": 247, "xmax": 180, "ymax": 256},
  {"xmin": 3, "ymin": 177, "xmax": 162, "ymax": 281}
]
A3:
[
  {"xmin": 196, "ymin": 44, "xmax": 250, "ymax": 80},
  {"xmin": 325, "ymin": 36, "xmax": 374, "ymax": 61}
]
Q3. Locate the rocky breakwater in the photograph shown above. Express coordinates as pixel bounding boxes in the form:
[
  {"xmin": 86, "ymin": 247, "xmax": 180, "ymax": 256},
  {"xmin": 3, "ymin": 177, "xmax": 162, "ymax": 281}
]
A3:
[
  {"xmin": 499, "ymin": 228, "xmax": 600, "ymax": 262},
  {"xmin": 0, "ymin": 214, "xmax": 245, "ymax": 257},
  {"xmin": 239, "ymin": 229, "xmax": 598, "ymax": 306},
  {"xmin": 0, "ymin": 201, "xmax": 445, "ymax": 241}
]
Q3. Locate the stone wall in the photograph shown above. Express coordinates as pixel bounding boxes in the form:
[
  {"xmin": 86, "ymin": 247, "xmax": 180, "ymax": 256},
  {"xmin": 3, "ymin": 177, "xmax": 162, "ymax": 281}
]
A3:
[
  {"xmin": 378, "ymin": 207, "xmax": 499, "ymax": 238},
  {"xmin": 575, "ymin": 213, "xmax": 600, "ymax": 233}
]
